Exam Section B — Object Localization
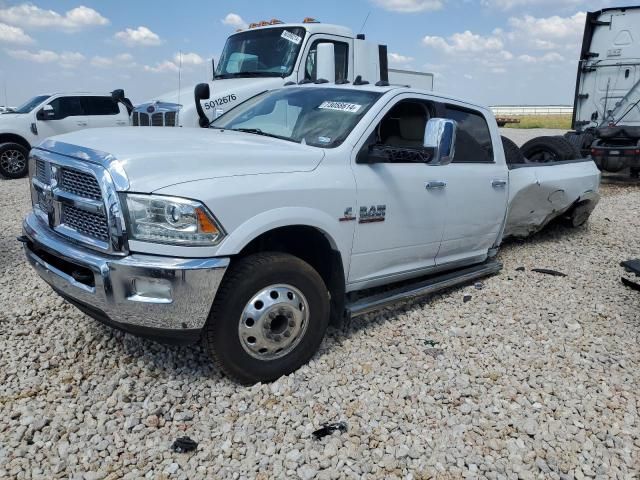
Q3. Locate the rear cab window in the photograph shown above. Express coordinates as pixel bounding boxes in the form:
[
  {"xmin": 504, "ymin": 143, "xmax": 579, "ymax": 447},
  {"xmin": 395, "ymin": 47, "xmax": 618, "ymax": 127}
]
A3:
[
  {"xmin": 85, "ymin": 96, "xmax": 120, "ymax": 115},
  {"xmin": 444, "ymin": 105, "xmax": 494, "ymax": 163}
]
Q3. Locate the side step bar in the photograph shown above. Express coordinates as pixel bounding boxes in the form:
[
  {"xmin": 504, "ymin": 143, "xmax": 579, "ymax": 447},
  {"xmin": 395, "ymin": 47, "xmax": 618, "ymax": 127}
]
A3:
[{"xmin": 346, "ymin": 260, "xmax": 502, "ymax": 318}]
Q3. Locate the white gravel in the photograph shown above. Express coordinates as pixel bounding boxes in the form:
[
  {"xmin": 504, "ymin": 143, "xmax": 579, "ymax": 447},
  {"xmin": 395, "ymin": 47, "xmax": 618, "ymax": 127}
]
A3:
[{"xmin": 1, "ymin": 160, "xmax": 640, "ymax": 479}]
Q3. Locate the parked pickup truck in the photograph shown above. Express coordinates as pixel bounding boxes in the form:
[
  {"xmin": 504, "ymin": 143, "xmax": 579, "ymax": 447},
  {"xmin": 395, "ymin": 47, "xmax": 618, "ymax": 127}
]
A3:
[
  {"xmin": 21, "ymin": 84, "xmax": 601, "ymax": 384},
  {"xmin": 0, "ymin": 90, "xmax": 132, "ymax": 179}
]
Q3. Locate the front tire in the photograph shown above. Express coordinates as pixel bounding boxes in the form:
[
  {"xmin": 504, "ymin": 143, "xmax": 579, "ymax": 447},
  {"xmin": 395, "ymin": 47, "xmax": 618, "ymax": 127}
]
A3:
[
  {"xmin": 204, "ymin": 252, "xmax": 330, "ymax": 384},
  {"xmin": 0, "ymin": 143, "xmax": 29, "ymax": 179}
]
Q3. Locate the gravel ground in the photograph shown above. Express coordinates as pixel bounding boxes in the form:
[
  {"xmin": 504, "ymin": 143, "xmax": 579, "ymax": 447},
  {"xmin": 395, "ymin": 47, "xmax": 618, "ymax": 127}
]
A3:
[{"xmin": 1, "ymin": 154, "xmax": 640, "ymax": 479}]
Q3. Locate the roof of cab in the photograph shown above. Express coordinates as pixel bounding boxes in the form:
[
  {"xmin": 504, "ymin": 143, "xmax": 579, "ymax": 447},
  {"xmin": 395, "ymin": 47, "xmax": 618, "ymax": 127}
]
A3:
[
  {"xmin": 291, "ymin": 83, "xmax": 489, "ymax": 112},
  {"xmin": 229, "ymin": 22, "xmax": 354, "ymax": 39}
]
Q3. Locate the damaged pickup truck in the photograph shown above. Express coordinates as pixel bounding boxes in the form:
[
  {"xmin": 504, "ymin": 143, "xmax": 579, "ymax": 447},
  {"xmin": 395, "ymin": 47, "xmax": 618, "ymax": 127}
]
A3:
[{"xmin": 21, "ymin": 84, "xmax": 600, "ymax": 383}]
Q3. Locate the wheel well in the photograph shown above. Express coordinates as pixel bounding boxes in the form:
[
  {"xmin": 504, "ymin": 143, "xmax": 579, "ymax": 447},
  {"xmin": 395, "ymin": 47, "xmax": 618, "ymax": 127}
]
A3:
[
  {"xmin": 238, "ymin": 226, "xmax": 346, "ymax": 326},
  {"xmin": 0, "ymin": 134, "xmax": 30, "ymax": 150}
]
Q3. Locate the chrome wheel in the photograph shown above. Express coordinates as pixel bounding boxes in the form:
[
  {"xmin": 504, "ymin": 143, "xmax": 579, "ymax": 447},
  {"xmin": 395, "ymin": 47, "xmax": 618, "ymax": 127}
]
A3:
[
  {"xmin": 238, "ymin": 284, "xmax": 310, "ymax": 360},
  {"xmin": 0, "ymin": 149, "xmax": 26, "ymax": 175}
]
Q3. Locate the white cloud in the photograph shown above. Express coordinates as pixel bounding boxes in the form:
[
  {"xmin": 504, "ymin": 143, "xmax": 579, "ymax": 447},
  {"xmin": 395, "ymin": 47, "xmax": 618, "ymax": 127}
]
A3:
[
  {"xmin": 174, "ymin": 52, "xmax": 204, "ymax": 66},
  {"xmin": 0, "ymin": 4, "xmax": 108, "ymax": 32},
  {"xmin": 372, "ymin": 0, "xmax": 444, "ymax": 12},
  {"xmin": 481, "ymin": 0, "xmax": 586, "ymax": 10},
  {"xmin": 5, "ymin": 48, "xmax": 85, "ymax": 68},
  {"xmin": 423, "ymin": 30, "xmax": 504, "ymax": 54},
  {"xmin": 388, "ymin": 52, "xmax": 414, "ymax": 65},
  {"xmin": 222, "ymin": 13, "xmax": 248, "ymax": 30},
  {"xmin": 144, "ymin": 60, "xmax": 179, "ymax": 74},
  {"xmin": 506, "ymin": 12, "xmax": 586, "ymax": 51},
  {"xmin": 91, "ymin": 53, "xmax": 136, "ymax": 68},
  {"xmin": 144, "ymin": 52, "xmax": 205, "ymax": 74},
  {"xmin": 114, "ymin": 26, "xmax": 162, "ymax": 47},
  {"xmin": 0, "ymin": 22, "xmax": 33, "ymax": 44},
  {"xmin": 518, "ymin": 52, "xmax": 565, "ymax": 63}
]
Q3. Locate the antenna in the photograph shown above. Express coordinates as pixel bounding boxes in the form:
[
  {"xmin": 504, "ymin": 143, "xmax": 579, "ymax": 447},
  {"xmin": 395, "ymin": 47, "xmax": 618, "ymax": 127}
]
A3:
[
  {"xmin": 359, "ymin": 11, "xmax": 371, "ymax": 34},
  {"xmin": 178, "ymin": 50, "xmax": 182, "ymax": 105}
]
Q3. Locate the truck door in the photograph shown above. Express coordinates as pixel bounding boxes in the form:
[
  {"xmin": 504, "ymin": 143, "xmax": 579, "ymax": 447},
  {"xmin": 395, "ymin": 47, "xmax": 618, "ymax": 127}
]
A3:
[
  {"xmin": 435, "ymin": 104, "xmax": 508, "ymax": 266},
  {"xmin": 36, "ymin": 96, "xmax": 89, "ymax": 139},
  {"xmin": 348, "ymin": 95, "xmax": 447, "ymax": 289},
  {"xmin": 299, "ymin": 36, "xmax": 351, "ymax": 83},
  {"xmin": 84, "ymin": 96, "xmax": 129, "ymax": 128}
]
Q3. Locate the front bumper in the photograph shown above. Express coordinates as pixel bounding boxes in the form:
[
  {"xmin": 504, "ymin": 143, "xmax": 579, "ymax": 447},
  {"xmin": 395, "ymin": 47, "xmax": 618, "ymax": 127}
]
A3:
[{"xmin": 22, "ymin": 212, "xmax": 229, "ymax": 345}]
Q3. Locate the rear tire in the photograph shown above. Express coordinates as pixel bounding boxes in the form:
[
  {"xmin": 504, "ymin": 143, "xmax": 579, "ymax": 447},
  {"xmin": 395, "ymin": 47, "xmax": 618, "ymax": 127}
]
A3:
[
  {"xmin": 521, "ymin": 136, "xmax": 580, "ymax": 163},
  {"xmin": 501, "ymin": 136, "xmax": 526, "ymax": 165},
  {"xmin": 204, "ymin": 252, "xmax": 330, "ymax": 384},
  {"xmin": 0, "ymin": 143, "xmax": 29, "ymax": 179},
  {"xmin": 564, "ymin": 131, "xmax": 594, "ymax": 157}
]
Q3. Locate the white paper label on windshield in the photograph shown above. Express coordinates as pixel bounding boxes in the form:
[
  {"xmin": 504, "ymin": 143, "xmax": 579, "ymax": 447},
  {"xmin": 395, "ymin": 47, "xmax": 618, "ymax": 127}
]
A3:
[
  {"xmin": 318, "ymin": 101, "xmax": 362, "ymax": 113},
  {"xmin": 281, "ymin": 30, "xmax": 302, "ymax": 45}
]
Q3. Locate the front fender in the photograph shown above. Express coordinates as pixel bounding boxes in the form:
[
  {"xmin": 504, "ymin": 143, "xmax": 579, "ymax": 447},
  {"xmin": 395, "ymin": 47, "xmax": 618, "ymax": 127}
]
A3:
[{"xmin": 215, "ymin": 206, "xmax": 350, "ymax": 271}]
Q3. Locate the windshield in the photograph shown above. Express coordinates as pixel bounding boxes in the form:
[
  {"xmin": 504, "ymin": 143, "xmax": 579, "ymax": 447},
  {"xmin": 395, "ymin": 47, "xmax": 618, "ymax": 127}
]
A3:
[
  {"xmin": 14, "ymin": 95, "xmax": 50, "ymax": 114},
  {"xmin": 211, "ymin": 87, "xmax": 382, "ymax": 148},
  {"xmin": 215, "ymin": 27, "xmax": 306, "ymax": 79}
]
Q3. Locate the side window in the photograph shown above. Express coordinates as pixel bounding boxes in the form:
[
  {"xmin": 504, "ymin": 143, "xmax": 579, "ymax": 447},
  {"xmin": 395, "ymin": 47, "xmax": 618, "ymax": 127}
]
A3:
[
  {"xmin": 444, "ymin": 105, "xmax": 494, "ymax": 163},
  {"xmin": 47, "ymin": 96, "xmax": 85, "ymax": 119},
  {"xmin": 86, "ymin": 96, "xmax": 120, "ymax": 116},
  {"xmin": 359, "ymin": 100, "xmax": 434, "ymax": 163},
  {"xmin": 305, "ymin": 40, "xmax": 349, "ymax": 82}
]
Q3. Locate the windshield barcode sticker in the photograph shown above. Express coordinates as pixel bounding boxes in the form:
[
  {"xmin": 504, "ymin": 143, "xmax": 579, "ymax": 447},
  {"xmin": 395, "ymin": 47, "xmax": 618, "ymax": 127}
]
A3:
[
  {"xmin": 318, "ymin": 101, "xmax": 362, "ymax": 113},
  {"xmin": 281, "ymin": 30, "xmax": 302, "ymax": 45}
]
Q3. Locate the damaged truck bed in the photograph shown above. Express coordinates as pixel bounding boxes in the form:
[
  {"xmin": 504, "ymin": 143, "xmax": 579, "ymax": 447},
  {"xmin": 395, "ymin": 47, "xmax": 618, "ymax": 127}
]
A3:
[{"xmin": 504, "ymin": 159, "xmax": 601, "ymax": 238}]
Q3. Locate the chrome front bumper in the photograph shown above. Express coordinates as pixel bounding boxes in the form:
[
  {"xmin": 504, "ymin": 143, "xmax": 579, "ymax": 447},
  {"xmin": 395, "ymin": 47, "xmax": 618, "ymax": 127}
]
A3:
[{"xmin": 23, "ymin": 212, "xmax": 229, "ymax": 344}]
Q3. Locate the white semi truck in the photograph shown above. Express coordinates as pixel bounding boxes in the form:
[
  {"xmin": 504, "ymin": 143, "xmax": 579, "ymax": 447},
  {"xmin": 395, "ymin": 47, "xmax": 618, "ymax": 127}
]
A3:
[
  {"xmin": 131, "ymin": 18, "xmax": 434, "ymax": 129},
  {"xmin": 564, "ymin": 6, "xmax": 640, "ymax": 177}
]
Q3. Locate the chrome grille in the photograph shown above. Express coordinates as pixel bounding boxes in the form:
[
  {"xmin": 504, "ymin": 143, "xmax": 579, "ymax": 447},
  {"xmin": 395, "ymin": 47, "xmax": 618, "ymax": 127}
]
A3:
[
  {"xmin": 62, "ymin": 204, "xmax": 109, "ymax": 242},
  {"xmin": 35, "ymin": 159, "xmax": 50, "ymax": 184},
  {"xmin": 60, "ymin": 168, "xmax": 102, "ymax": 200},
  {"xmin": 165, "ymin": 111, "xmax": 177, "ymax": 126},
  {"xmin": 131, "ymin": 102, "xmax": 180, "ymax": 127}
]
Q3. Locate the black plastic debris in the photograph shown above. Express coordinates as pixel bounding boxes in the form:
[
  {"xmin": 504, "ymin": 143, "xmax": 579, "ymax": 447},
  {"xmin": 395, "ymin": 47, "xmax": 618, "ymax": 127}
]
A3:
[
  {"xmin": 531, "ymin": 268, "xmax": 567, "ymax": 277},
  {"xmin": 516, "ymin": 267, "xmax": 526, "ymax": 272},
  {"xmin": 622, "ymin": 277, "xmax": 640, "ymax": 292},
  {"xmin": 474, "ymin": 282, "xmax": 484, "ymax": 290},
  {"xmin": 312, "ymin": 422, "xmax": 347, "ymax": 440},
  {"xmin": 423, "ymin": 339, "xmax": 438, "ymax": 347},
  {"xmin": 463, "ymin": 295, "xmax": 472, "ymax": 303},
  {"xmin": 171, "ymin": 436, "xmax": 198, "ymax": 453}
]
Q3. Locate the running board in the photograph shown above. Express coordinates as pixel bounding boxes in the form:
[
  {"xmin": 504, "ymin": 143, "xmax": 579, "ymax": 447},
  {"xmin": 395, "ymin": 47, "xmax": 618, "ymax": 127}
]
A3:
[{"xmin": 346, "ymin": 261, "xmax": 502, "ymax": 318}]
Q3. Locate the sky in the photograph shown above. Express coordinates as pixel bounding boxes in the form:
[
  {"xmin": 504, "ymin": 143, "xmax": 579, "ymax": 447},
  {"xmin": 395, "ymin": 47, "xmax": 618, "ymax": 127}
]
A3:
[{"xmin": 0, "ymin": 0, "xmax": 632, "ymax": 107}]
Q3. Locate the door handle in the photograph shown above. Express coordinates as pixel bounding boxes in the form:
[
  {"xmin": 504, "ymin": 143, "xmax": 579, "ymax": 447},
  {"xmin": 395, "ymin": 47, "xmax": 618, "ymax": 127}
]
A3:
[
  {"xmin": 76, "ymin": 121, "xmax": 88, "ymax": 127},
  {"xmin": 116, "ymin": 121, "xmax": 127, "ymax": 125},
  {"xmin": 425, "ymin": 181, "xmax": 447, "ymax": 190},
  {"xmin": 492, "ymin": 180, "xmax": 507, "ymax": 188}
]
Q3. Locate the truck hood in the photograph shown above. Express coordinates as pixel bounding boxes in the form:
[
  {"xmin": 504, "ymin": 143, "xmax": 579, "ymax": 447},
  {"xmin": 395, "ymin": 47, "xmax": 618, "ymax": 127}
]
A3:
[
  {"xmin": 36, "ymin": 127, "xmax": 324, "ymax": 192},
  {"xmin": 145, "ymin": 77, "xmax": 288, "ymax": 106}
]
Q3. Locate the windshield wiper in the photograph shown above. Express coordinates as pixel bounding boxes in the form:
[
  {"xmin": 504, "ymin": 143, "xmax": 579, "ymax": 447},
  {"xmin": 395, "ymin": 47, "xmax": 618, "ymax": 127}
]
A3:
[
  {"xmin": 215, "ymin": 71, "xmax": 280, "ymax": 79},
  {"xmin": 230, "ymin": 128, "xmax": 291, "ymax": 141}
]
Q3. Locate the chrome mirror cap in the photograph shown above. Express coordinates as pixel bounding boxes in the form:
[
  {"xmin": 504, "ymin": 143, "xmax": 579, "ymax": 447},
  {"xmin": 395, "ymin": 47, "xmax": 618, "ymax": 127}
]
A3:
[{"xmin": 424, "ymin": 118, "xmax": 457, "ymax": 165}]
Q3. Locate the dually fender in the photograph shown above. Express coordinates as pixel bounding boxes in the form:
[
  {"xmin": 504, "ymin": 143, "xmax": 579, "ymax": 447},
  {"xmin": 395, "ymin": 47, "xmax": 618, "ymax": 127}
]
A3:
[{"xmin": 214, "ymin": 206, "xmax": 353, "ymax": 274}]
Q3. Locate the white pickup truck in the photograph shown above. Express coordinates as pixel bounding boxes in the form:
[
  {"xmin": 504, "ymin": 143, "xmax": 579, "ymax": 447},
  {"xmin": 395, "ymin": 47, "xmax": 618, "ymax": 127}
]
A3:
[
  {"xmin": 0, "ymin": 91, "xmax": 131, "ymax": 179},
  {"xmin": 22, "ymin": 84, "xmax": 600, "ymax": 384}
]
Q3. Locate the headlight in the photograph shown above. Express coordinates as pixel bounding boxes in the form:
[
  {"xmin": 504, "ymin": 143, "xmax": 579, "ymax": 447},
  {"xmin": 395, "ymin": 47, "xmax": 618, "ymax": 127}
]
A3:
[{"xmin": 123, "ymin": 194, "xmax": 225, "ymax": 246}]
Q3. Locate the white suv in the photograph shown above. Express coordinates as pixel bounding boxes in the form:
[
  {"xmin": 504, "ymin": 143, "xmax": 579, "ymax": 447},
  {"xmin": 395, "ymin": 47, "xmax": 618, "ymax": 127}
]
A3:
[{"xmin": 0, "ymin": 92, "xmax": 130, "ymax": 178}]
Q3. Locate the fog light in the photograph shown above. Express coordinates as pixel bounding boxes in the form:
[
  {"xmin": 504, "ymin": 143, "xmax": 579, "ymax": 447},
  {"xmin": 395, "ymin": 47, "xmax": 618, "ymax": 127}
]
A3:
[{"xmin": 128, "ymin": 278, "xmax": 173, "ymax": 303}]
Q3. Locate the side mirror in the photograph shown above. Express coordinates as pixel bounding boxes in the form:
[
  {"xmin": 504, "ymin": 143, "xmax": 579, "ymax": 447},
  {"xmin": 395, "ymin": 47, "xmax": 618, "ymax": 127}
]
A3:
[
  {"xmin": 194, "ymin": 83, "xmax": 211, "ymax": 128},
  {"xmin": 424, "ymin": 118, "xmax": 456, "ymax": 165},
  {"xmin": 316, "ymin": 43, "xmax": 335, "ymax": 83},
  {"xmin": 36, "ymin": 104, "xmax": 55, "ymax": 121}
]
